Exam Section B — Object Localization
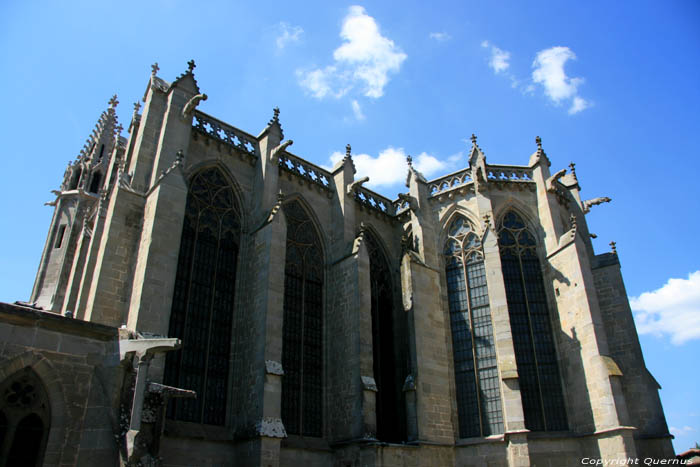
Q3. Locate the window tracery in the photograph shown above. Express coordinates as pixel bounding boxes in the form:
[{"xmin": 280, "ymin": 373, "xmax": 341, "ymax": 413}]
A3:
[
  {"xmin": 0, "ymin": 368, "xmax": 50, "ymax": 467},
  {"xmin": 281, "ymin": 200, "xmax": 323, "ymax": 437},
  {"xmin": 443, "ymin": 215, "xmax": 503, "ymax": 438},
  {"xmin": 497, "ymin": 210, "xmax": 567, "ymax": 431},
  {"xmin": 164, "ymin": 167, "xmax": 241, "ymax": 426}
]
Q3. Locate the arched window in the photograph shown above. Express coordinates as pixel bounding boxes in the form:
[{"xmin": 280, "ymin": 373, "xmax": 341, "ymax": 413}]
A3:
[
  {"xmin": 0, "ymin": 367, "xmax": 51, "ymax": 467},
  {"xmin": 497, "ymin": 210, "xmax": 567, "ymax": 431},
  {"xmin": 164, "ymin": 167, "xmax": 241, "ymax": 426},
  {"xmin": 365, "ymin": 229, "xmax": 401, "ymax": 442},
  {"xmin": 281, "ymin": 200, "xmax": 323, "ymax": 437},
  {"xmin": 443, "ymin": 215, "xmax": 503, "ymax": 438}
]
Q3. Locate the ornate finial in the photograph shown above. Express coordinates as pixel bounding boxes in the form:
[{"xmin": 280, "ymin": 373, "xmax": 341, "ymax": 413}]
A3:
[
  {"xmin": 406, "ymin": 154, "xmax": 413, "ymax": 167},
  {"xmin": 610, "ymin": 241, "xmax": 617, "ymax": 255},
  {"xmin": 151, "ymin": 62, "xmax": 159, "ymax": 76},
  {"xmin": 569, "ymin": 162, "xmax": 577, "ymax": 179},
  {"xmin": 273, "ymin": 106, "xmax": 280, "ymax": 122},
  {"xmin": 109, "ymin": 94, "xmax": 119, "ymax": 108},
  {"xmin": 133, "ymin": 101, "xmax": 141, "ymax": 113},
  {"xmin": 345, "ymin": 144, "xmax": 352, "ymax": 159},
  {"xmin": 536, "ymin": 136, "xmax": 542, "ymax": 150},
  {"xmin": 187, "ymin": 59, "xmax": 196, "ymax": 73},
  {"xmin": 471, "ymin": 133, "xmax": 477, "ymax": 145}
]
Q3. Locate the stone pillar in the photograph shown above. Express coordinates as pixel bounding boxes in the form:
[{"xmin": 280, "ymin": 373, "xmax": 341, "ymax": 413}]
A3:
[
  {"xmin": 531, "ymin": 140, "xmax": 636, "ymax": 460},
  {"xmin": 125, "ymin": 71, "xmax": 200, "ymax": 335},
  {"xmin": 400, "ymin": 162, "xmax": 455, "ymax": 444}
]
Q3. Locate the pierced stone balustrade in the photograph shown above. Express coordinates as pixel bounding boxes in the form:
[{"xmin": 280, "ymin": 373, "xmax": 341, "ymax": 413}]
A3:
[
  {"xmin": 278, "ymin": 151, "xmax": 333, "ymax": 194},
  {"xmin": 192, "ymin": 111, "xmax": 259, "ymax": 157},
  {"xmin": 353, "ymin": 186, "xmax": 395, "ymax": 216},
  {"xmin": 486, "ymin": 165, "xmax": 533, "ymax": 182},
  {"xmin": 428, "ymin": 168, "xmax": 473, "ymax": 196}
]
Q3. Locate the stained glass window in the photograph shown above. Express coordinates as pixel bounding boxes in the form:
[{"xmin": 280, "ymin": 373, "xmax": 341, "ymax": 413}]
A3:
[
  {"xmin": 164, "ymin": 167, "xmax": 241, "ymax": 426},
  {"xmin": 498, "ymin": 210, "xmax": 567, "ymax": 431},
  {"xmin": 281, "ymin": 200, "xmax": 323, "ymax": 437},
  {"xmin": 443, "ymin": 215, "xmax": 503, "ymax": 438}
]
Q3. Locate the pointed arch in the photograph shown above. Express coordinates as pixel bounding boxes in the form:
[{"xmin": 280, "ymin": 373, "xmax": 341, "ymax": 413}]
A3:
[
  {"xmin": 281, "ymin": 198, "xmax": 325, "ymax": 437},
  {"xmin": 164, "ymin": 165, "xmax": 242, "ymax": 426},
  {"xmin": 362, "ymin": 226, "xmax": 402, "ymax": 442},
  {"xmin": 0, "ymin": 366, "xmax": 51, "ymax": 466},
  {"xmin": 183, "ymin": 160, "xmax": 248, "ymax": 230},
  {"xmin": 442, "ymin": 214, "xmax": 503, "ymax": 438},
  {"xmin": 439, "ymin": 206, "xmax": 482, "ymax": 248},
  {"xmin": 497, "ymin": 209, "xmax": 567, "ymax": 432}
]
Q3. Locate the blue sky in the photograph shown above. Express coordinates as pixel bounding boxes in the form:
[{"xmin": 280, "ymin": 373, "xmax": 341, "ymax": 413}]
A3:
[{"xmin": 1, "ymin": 0, "xmax": 698, "ymax": 453}]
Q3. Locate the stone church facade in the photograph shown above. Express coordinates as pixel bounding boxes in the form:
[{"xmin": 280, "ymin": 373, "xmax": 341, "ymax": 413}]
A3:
[{"xmin": 1, "ymin": 61, "xmax": 674, "ymax": 466}]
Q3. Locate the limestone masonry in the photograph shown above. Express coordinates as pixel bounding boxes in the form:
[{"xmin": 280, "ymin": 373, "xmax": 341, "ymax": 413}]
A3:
[{"xmin": 1, "ymin": 61, "xmax": 674, "ymax": 466}]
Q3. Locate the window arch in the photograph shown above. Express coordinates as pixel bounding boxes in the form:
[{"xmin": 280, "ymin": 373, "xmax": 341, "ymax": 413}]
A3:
[
  {"xmin": 443, "ymin": 215, "xmax": 503, "ymax": 438},
  {"xmin": 281, "ymin": 200, "xmax": 323, "ymax": 437},
  {"xmin": 497, "ymin": 210, "xmax": 567, "ymax": 431},
  {"xmin": 0, "ymin": 367, "xmax": 51, "ymax": 466},
  {"xmin": 364, "ymin": 229, "xmax": 401, "ymax": 442},
  {"xmin": 164, "ymin": 167, "xmax": 241, "ymax": 426}
]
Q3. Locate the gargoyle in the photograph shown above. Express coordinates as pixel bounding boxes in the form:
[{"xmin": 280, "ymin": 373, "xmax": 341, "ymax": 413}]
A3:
[
  {"xmin": 346, "ymin": 176, "xmax": 369, "ymax": 195},
  {"xmin": 270, "ymin": 140, "xmax": 293, "ymax": 162},
  {"xmin": 582, "ymin": 196, "xmax": 611, "ymax": 213},
  {"xmin": 398, "ymin": 193, "xmax": 418, "ymax": 212},
  {"xmin": 546, "ymin": 168, "xmax": 567, "ymax": 193},
  {"xmin": 182, "ymin": 93, "xmax": 208, "ymax": 119}
]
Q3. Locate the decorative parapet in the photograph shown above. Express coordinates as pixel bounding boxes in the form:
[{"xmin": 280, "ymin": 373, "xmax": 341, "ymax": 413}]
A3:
[
  {"xmin": 392, "ymin": 195, "xmax": 411, "ymax": 217},
  {"xmin": 353, "ymin": 186, "xmax": 395, "ymax": 217},
  {"xmin": 278, "ymin": 150, "xmax": 333, "ymax": 196},
  {"xmin": 428, "ymin": 168, "xmax": 473, "ymax": 196},
  {"xmin": 192, "ymin": 110, "xmax": 259, "ymax": 159},
  {"xmin": 485, "ymin": 165, "xmax": 533, "ymax": 183}
]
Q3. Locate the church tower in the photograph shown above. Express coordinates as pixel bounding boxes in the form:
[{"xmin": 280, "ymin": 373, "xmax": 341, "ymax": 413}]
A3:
[{"xmin": 30, "ymin": 95, "xmax": 124, "ymax": 312}]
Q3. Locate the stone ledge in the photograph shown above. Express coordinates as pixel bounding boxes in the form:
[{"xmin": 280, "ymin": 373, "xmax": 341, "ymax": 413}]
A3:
[{"xmin": 0, "ymin": 302, "xmax": 118, "ymax": 341}]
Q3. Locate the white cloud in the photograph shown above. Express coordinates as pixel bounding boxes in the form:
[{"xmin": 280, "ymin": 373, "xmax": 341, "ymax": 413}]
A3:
[
  {"xmin": 429, "ymin": 32, "xmax": 451, "ymax": 42},
  {"xmin": 297, "ymin": 6, "xmax": 406, "ymax": 100},
  {"xmin": 532, "ymin": 46, "xmax": 590, "ymax": 114},
  {"xmin": 295, "ymin": 66, "xmax": 350, "ymax": 99},
  {"xmin": 481, "ymin": 40, "xmax": 510, "ymax": 74},
  {"xmin": 328, "ymin": 147, "xmax": 451, "ymax": 188},
  {"xmin": 631, "ymin": 270, "xmax": 700, "ymax": 345},
  {"xmin": 276, "ymin": 22, "xmax": 303, "ymax": 49},
  {"xmin": 351, "ymin": 100, "xmax": 365, "ymax": 120}
]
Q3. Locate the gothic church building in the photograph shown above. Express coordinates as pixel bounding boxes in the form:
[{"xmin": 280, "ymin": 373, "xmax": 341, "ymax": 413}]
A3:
[{"xmin": 1, "ymin": 62, "xmax": 674, "ymax": 466}]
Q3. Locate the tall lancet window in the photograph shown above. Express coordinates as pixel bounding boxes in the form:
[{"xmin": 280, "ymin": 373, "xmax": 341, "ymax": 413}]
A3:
[
  {"xmin": 282, "ymin": 200, "xmax": 323, "ymax": 437},
  {"xmin": 164, "ymin": 167, "xmax": 240, "ymax": 426},
  {"xmin": 497, "ymin": 211, "xmax": 567, "ymax": 431},
  {"xmin": 443, "ymin": 216, "xmax": 503, "ymax": 438},
  {"xmin": 365, "ymin": 229, "xmax": 400, "ymax": 442}
]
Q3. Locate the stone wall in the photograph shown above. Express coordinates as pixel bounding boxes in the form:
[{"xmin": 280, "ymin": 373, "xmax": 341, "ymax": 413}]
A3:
[{"xmin": 0, "ymin": 302, "xmax": 122, "ymax": 466}]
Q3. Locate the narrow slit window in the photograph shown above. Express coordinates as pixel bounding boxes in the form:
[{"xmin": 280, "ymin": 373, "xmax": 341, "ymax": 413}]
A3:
[{"xmin": 54, "ymin": 225, "xmax": 67, "ymax": 249}]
